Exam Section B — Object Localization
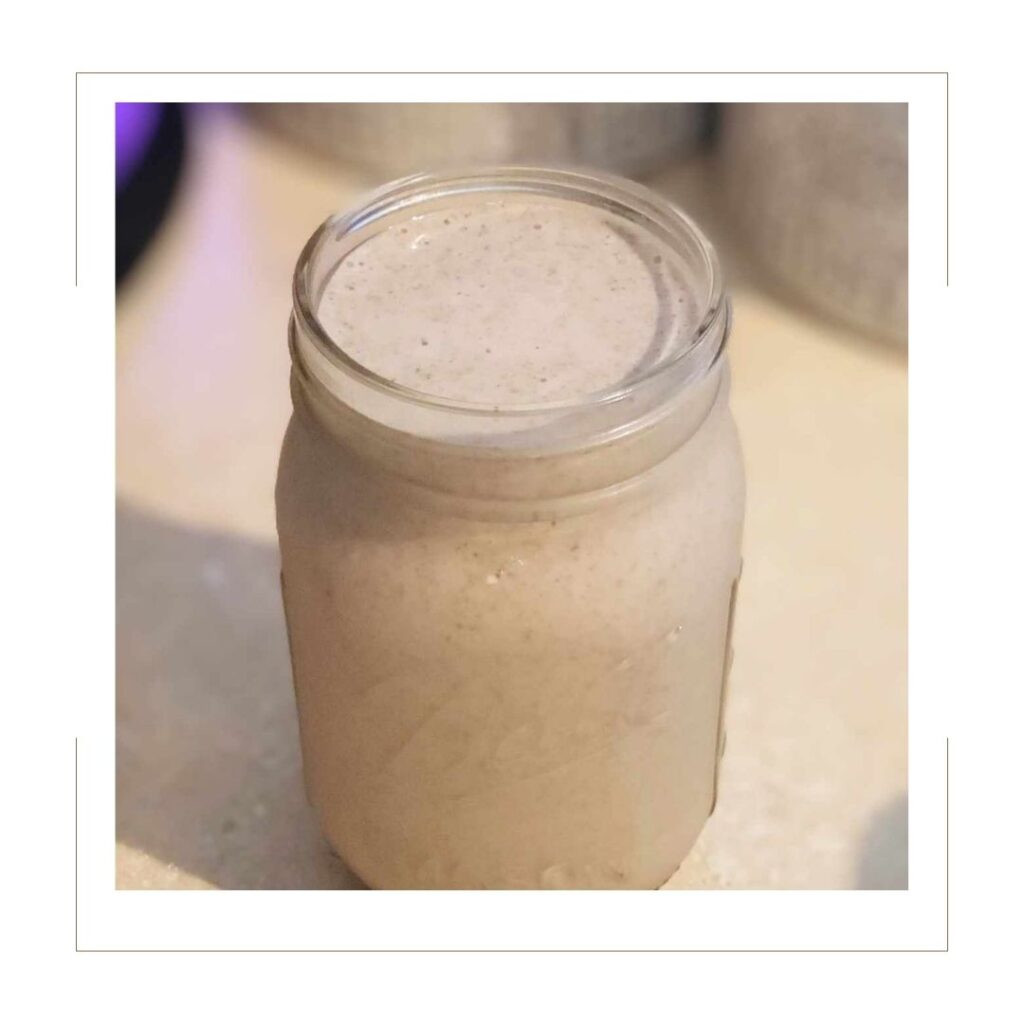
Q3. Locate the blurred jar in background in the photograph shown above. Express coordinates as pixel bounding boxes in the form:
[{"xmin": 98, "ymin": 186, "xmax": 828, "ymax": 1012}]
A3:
[
  {"xmin": 718, "ymin": 103, "xmax": 907, "ymax": 343},
  {"xmin": 247, "ymin": 102, "xmax": 710, "ymax": 179}
]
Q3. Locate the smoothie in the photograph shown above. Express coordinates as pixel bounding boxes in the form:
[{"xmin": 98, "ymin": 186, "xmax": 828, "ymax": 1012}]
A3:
[
  {"xmin": 317, "ymin": 198, "xmax": 700, "ymax": 406},
  {"xmin": 277, "ymin": 171, "xmax": 744, "ymax": 889}
]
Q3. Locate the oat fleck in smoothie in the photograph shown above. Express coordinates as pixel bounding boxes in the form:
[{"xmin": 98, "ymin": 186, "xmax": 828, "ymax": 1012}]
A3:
[{"xmin": 276, "ymin": 170, "xmax": 744, "ymax": 889}]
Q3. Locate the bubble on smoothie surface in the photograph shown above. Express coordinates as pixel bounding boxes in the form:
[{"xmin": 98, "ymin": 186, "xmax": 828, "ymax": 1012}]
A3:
[{"xmin": 317, "ymin": 198, "xmax": 698, "ymax": 406}]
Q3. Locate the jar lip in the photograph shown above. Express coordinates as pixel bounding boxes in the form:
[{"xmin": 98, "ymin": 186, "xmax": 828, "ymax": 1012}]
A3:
[{"xmin": 292, "ymin": 166, "xmax": 727, "ymax": 418}]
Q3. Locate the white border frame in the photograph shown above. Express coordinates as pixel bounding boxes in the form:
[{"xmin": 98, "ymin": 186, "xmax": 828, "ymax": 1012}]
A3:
[{"xmin": 87, "ymin": 72, "xmax": 945, "ymax": 951}]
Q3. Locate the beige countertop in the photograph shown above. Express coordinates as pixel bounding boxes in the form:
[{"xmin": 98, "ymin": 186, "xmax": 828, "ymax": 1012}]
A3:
[{"xmin": 116, "ymin": 105, "xmax": 907, "ymax": 890}]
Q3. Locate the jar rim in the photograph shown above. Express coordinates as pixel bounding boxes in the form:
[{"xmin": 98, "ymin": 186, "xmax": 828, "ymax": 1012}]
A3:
[{"xmin": 291, "ymin": 166, "xmax": 728, "ymax": 420}]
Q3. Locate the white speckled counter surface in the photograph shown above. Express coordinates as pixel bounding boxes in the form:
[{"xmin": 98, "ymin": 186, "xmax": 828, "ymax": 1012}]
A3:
[{"xmin": 116, "ymin": 106, "xmax": 907, "ymax": 890}]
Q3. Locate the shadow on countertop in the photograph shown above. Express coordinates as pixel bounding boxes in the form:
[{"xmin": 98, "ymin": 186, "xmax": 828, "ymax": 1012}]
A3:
[
  {"xmin": 856, "ymin": 792, "xmax": 908, "ymax": 890},
  {"xmin": 116, "ymin": 499, "xmax": 365, "ymax": 890},
  {"xmin": 118, "ymin": 497, "xmax": 908, "ymax": 892}
]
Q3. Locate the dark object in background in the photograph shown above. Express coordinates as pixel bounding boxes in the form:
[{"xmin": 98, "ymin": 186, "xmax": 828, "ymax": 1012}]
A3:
[{"xmin": 116, "ymin": 103, "xmax": 186, "ymax": 284}]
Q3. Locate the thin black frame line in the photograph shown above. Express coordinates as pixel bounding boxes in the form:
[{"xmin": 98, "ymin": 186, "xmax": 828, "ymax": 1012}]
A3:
[
  {"xmin": 75, "ymin": 73, "xmax": 78, "ymax": 287},
  {"xmin": 79, "ymin": 948, "xmax": 942, "ymax": 953},
  {"xmin": 79, "ymin": 70, "xmax": 947, "ymax": 289},
  {"xmin": 946, "ymin": 737, "xmax": 950, "ymax": 951},
  {"xmin": 945, "ymin": 72, "xmax": 950, "ymax": 287},
  {"xmin": 75, "ymin": 736, "xmax": 79, "ymax": 950},
  {"xmin": 80, "ymin": 737, "xmax": 949, "ymax": 954},
  {"xmin": 77, "ymin": 70, "xmax": 950, "ymax": 75}
]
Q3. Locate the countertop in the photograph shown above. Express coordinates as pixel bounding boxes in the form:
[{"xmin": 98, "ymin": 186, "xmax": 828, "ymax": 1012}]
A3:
[{"xmin": 116, "ymin": 106, "xmax": 907, "ymax": 889}]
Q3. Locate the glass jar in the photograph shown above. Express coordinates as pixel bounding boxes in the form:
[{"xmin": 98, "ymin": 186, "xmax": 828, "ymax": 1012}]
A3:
[{"xmin": 276, "ymin": 168, "xmax": 745, "ymax": 889}]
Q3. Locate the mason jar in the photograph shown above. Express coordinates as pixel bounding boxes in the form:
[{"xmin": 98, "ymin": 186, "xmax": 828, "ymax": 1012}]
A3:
[{"xmin": 276, "ymin": 168, "xmax": 745, "ymax": 889}]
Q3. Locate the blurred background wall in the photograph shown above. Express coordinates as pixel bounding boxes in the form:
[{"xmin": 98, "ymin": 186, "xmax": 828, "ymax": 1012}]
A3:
[
  {"xmin": 247, "ymin": 102, "xmax": 714, "ymax": 179},
  {"xmin": 118, "ymin": 102, "xmax": 907, "ymax": 343}
]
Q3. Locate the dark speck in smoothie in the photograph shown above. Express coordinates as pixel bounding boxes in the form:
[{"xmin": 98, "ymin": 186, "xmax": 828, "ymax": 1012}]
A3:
[{"xmin": 316, "ymin": 199, "xmax": 688, "ymax": 406}]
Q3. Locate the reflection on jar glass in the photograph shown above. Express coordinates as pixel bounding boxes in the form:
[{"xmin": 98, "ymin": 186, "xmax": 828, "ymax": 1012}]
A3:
[{"xmin": 276, "ymin": 168, "xmax": 745, "ymax": 889}]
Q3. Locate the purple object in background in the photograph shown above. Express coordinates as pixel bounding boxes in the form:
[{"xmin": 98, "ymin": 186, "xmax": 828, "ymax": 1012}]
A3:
[{"xmin": 116, "ymin": 103, "xmax": 162, "ymax": 190}]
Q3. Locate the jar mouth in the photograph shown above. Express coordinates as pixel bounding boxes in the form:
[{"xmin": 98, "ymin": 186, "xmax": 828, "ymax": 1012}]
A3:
[{"xmin": 291, "ymin": 166, "xmax": 728, "ymax": 419}]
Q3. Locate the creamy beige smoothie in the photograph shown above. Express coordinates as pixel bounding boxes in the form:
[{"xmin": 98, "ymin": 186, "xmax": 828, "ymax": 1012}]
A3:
[
  {"xmin": 277, "ymin": 170, "xmax": 744, "ymax": 889},
  {"xmin": 318, "ymin": 199, "xmax": 700, "ymax": 405}
]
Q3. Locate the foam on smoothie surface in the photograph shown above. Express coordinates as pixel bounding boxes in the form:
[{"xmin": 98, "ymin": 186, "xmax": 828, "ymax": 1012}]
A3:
[{"xmin": 317, "ymin": 197, "xmax": 696, "ymax": 406}]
